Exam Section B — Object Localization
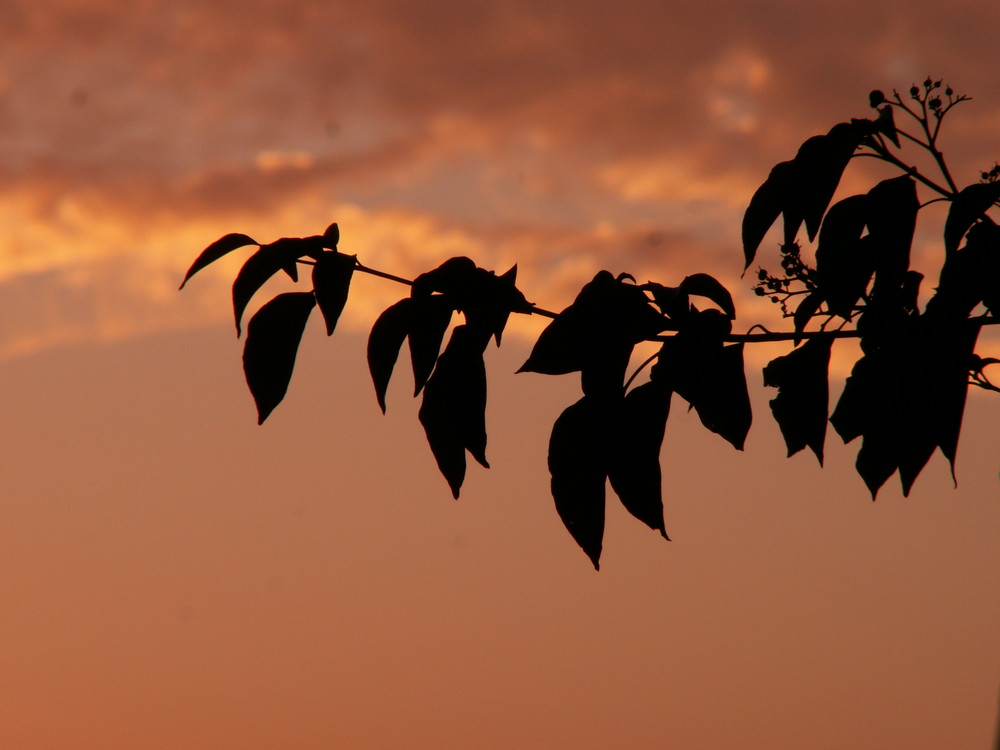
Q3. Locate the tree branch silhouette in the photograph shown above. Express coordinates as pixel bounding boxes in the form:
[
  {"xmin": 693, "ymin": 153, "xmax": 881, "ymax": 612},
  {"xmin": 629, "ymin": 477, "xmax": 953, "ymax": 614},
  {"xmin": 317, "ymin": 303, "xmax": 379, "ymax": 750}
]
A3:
[{"xmin": 181, "ymin": 79, "xmax": 999, "ymax": 568}]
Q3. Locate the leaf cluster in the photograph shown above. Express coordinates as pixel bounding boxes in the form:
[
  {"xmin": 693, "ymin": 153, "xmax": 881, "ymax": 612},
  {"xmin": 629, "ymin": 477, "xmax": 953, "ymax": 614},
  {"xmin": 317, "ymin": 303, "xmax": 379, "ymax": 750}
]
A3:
[{"xmin": 181, "ymin": 79, "xmax": 999, "ymax": 568}]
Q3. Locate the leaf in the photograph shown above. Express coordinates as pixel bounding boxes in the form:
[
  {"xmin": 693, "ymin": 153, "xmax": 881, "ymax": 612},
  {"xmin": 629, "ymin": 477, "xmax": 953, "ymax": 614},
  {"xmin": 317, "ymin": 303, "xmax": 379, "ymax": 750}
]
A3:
[
  {"xmin": 791, "ymin": 122, "xmax": 863, "ymax": 241},
  {"xmin": 242, "ymin": 292, "xmax": 316, "ymax": 425},
  {"xmin": 411, "ymin": 256, "xmax": 479, "ymax": 299},
  {"xmin": 742, "ymin": 160, "xmax": 794, "ymax": 270},
  {"xmin": 418, "ymin": 325, "xmax": 490, "ymax": 498},
  {"xmin": 322, "ymin": 221, "xmax": 340, "ymax": 248},
  {"xmin": 367, "ymin": 298, "xmax": 413, "ymax": 413},
  {"xmin": 876, "ymin": 105, "xmax": 899, "ymax": 148},
  {"xmin": 866, "ymin": 175, "xmax": 918, "ymax": 301},
  {"xmin": 179, "ymin": 233, "xmax": 257, "ymax": 289},
  {"xmin": 607, "ymin": 382, "xmax": 672, "ymax": 538},
  {"xmin": 792, "ymin": 291, "xmax": 825, "ymax": 343},
  {"xmin": 762, "ymin": 335, "xmax": 832, "ymax": 464},
  {"xmin": 311, "ymin": 251, "xmax": 356, "ymax": 335},
  {"xmin": 679, "ymin": 273, "xmax": 736, "ymax": 319},
  {"xmin": 519, "ymin": 271, "xmax": 666, "ymax": 398},
  {"xmin": 408, "ymin": 295, "xmax": 454, "ymax": 395},
  {"xmin": 654, "ymin": 333, "xmax": 751, "ymax": 450},
  {"xmin": 232, "ymin": 238, "xmax": 322, "ymax": 336},
  {"xmin": 943, "ymin": 182, "xmax": 1000, "ymax": 256},
  {"xmin": 548, "ymin": 397, "xmax": 609, "ymax": 570},
  {"xmin": 815, "ymin": 194, "xmax": 874, "ymax": 318}
]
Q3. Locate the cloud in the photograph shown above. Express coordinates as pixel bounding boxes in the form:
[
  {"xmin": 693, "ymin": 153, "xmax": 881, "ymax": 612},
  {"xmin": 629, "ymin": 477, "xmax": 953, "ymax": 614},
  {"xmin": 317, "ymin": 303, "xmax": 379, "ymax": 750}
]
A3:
[{"xmin": 0, "ymin": 0, "xmax": 997, "ymax": 357}]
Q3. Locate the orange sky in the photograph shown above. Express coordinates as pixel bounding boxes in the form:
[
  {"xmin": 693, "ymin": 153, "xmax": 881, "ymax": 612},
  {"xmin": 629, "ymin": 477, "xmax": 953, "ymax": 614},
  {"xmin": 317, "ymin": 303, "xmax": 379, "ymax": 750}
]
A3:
[{"xmin": 0, "ymin": 2, "xmax": 997, "ymax": 748}]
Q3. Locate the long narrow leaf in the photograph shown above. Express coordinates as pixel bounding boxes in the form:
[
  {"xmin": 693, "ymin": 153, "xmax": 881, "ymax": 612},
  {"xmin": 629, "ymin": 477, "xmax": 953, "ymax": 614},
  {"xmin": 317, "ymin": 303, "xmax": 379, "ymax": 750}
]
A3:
[
  {"xmin": 312, "ymin": 251, "xmax": 356, "ymax": 336},
  {"xmin": 242, "ymin": 292, "xmax": 316, "ymax": 425},
  {"xmin": 367, "ymin": 298, "xmax": 414, "ymax": 413},
  {"xmin": 179, "ymin": 233, "xmax": 257, "ymax": 289}
]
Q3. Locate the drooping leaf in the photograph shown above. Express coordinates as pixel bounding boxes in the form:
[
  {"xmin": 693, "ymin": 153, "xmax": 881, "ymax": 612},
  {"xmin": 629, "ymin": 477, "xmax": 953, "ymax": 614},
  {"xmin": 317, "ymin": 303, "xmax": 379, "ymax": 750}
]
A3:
[
  {"xmin": 791, "ymin": 122, "xmax": 863, "ymax": 241},
  {"xmin": 232, "ymin": 237, "xmax": 323, "ymax": 336},
  {"xmin": 311, "ymin": 251, "xmax": 356, "ymax": 335},
  {"xmin": 367, "ymin": 298, "xmax": 414, "ymax": 413},
  {"xmin": 876, "ymin": 105, "xmax": 900, "ymax": 148},
  {"xmin": 762, "ymin": 335, "xmax": 833, "ymax": 464},
  {"xmin": 653, "ymin": 329, "xmax": 751, "ymax": 450},
  {"xmin": 408, "ymin": 295, "xmax": 454, "ymax": 395},
  {"xmin": 742, "ymin": 160, "xmax": 794, "ymax": 270},
  {"xmin": 607, "ymin": 382, "xmax": 672, "ymax": 538},
  {"xmin": 830, "ymin": 354, "xmax": 876, "ymax": 444},
  {"xmin": 411, "ymin": 256, "xmax": 479, "ymax": 299},
  {"xmin": 180, "ymin": 233, "xmax": 258, "ymax": 290},
  {"xmin": 242, "ymin": 292, "xmax": 316, "ymax": 425},
  {"xmin": 519, "ymin": 271, "xmax": 666, "ymax": 397},
  {"xmin": 943, "ymin": 182, "xmax": 1000, "ymax": 256},
  {"xmin": 678, "ymin": 273, "xmax": 736, "ymax": 319},
  {"xmin": 792, "ymin": 291, "xmax": 825, "ymax": 343},
  {"xmin": 643, "ymin": 282, "xmax": 689, "ymax": 321},
  {"xmin": 548, "ymin": 397, "xmax": 610, "ymax": 570},
  {"xmin": 418, "ymin": 325, "xmax": 490, "ymax": 498},
  {"xmin": 815, "ymin": 194, "xmax": 874, "ymax": 318},
  {"xmin": 866, "ymin": 176, "xmax": 918, "ymax": 301}
]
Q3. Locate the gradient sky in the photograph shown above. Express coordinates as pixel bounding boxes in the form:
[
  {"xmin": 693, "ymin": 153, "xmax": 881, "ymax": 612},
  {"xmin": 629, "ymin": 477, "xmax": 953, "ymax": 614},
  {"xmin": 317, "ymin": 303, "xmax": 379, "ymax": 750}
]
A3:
[{"xmin": 0, "ymin": 2, "xmax": 998, "ymax": 748}]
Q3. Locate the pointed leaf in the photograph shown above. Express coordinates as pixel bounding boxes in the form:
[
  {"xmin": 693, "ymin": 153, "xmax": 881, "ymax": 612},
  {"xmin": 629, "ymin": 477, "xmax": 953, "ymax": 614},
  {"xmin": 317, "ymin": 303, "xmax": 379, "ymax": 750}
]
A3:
[
  {"xmin": 679, "ymin": 273, "xmax": 736, "ymax": 319},
  {"xmin": 815, "ymin": 194, "xmax": 873, "ymax": 318},
  {"xmin": 762, "ymin": 335, "xmax": 832, "ymax": 464},
  {"xmin": 742, "ymin": 160, "xmax": 794, "ymax": 270},
  {"xmin": 242, "ymin": 292, "xmax": 316, "ymax": 424},
  {"xmin": 607, "ymin": 382, "xmax": 671, "ymax": 538},
  {"xmin": 548, "ymin": 397, "xmax": 609, "ymax": 570},
  {"xmin": 232, "ymin": 238, "xmax": 321, "ymax": 336},
  {"xmin": 791, "ymin": 122, "xmax": 863, "ymax": 241},
  {"xmin": 322, "ymin": 221, "xmax": 340, "ymax": 248},
  {"xmin": 409, "ymin": 295, "xmax": 454, "ymax": 395},
  {"xmin": 655, "ymin": 334, "xmax": 751, "ymax": 450},
  {"xmin": 418, "ymin": 325, "xmax": 490, "ymax": 498},
  {"xmin": 867, "ymin": 176, "xmax": 918, "ymax": 300},
  {"xmin": 876, "ymin": 105, "xmax": 899, "ymax": 148},
  {"xmin": 367, "ymin": 298, "xmax": 413, "ymax": 413},
  {"xmin": 944, "ymin": 182, "xmax": 1000, "ymax": 255},
  {"xmin": 792, "ymin": 291, "xmax": 825, "ymax": 343},
  {"xmin": 180, "ymin": 233, "xmax": 257, "ymax": 289},
  {"xmin": 311, "ymin": 251, "xmax": 356, "ymax": 335}
]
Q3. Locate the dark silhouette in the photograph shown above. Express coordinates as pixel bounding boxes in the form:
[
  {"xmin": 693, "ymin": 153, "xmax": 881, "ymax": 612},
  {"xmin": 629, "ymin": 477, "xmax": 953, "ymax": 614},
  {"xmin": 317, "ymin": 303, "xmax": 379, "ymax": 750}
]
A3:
[{"xmin": 181, "ymin": 80, "xmax": 999, "ymax": 568}]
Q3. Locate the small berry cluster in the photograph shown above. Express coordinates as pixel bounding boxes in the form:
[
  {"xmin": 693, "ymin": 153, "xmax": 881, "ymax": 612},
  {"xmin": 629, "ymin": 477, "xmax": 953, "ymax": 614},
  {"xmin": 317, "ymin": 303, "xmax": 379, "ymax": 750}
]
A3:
[{"xmin": 752, "ymin": 242, "xmax": 819, "ymax": 317}]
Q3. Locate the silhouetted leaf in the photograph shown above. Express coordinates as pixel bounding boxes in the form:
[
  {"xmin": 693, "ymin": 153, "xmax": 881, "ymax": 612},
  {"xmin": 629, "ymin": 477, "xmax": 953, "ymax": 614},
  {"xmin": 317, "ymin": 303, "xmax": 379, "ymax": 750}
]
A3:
[
  {"xmin": 232, "ymin": 237, "xmax": 323, "ymax": 336},
  {"xmin": 607, "ymin": 382, "xmax": 672, "ymax": 538},
  {"xmin": 311, "ymin": 251, "xmax": 356, "ymax": 335},
  {"xmin": 830, "ymin": 354, "xmax": 876, "ymax": 444},
  {"xmin": 322, "ymin": 221, "xmax": 340, "ymax": 248},
  {"xmin": 792, "ymin": 291, "xmax": 825, "ymax": 343},
  {"xmin": 180, "ymin": 233, "xmax": 257, "ymax": 289},
  {"xmin": 242, "ymin": 292, "xmax": 316, "ymax": 425},
  {"xmin": 367, "ymin": 298, "xmax": 413, "ymax": 413},
  {"xmin": 792, "ymin": 123, "xmax": 863, "ymax": 241},
  {"xmin": 679, "ymin": 273, "xmax": 736, "ymax": 319},
  {"xmin": 944, "ymin": 182, "xmax": 1000, "ymax": 255},
  {"xmin": 654, "ymin": 329, "xmax": 750, "ymax": 450},
  {"xmin": 742, "ymin": 160, "xmax": 794, "ymax": 270},
  {"xmin": 520, "ymin": 271, "xmax": 665, "ymax": 396},
  {"xmin": 762, "ymin": 335, "xmax": 832, "ymax": 464},
  {"xmin": 409, "ymin": 295, "xmax": 454, "ymax": 395},
  {"xmin": 876, "ymin": 105, "xmax": 899, "ymax": 148},
  {"xmin": 411, "ymin": 256, "xmax": 479, "ymax": 298},
  {"xmin": 815, "ymin": 194, "xmax": 873, "ymax": 318},
  {"xmin": 548, "ymin": 397, "xmax": 609, "ymax": 570},
  {"xmin": 643, "ymin": 282, "xmax": 689, "ymax": 321},
  {"xmin": 418, "ymin": 325, "xmax": 490, "ymax": 498},
  {"xmin": 866, "ymin": 176, "xmax": 918, "ymax": 301}
]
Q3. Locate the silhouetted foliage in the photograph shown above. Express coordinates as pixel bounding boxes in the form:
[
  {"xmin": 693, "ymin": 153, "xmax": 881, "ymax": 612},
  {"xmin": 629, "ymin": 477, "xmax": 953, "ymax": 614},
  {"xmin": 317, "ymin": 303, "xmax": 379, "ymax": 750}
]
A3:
[{"xmin": 181, "ymin": 80, "xmax": 999, "ymax": 568}]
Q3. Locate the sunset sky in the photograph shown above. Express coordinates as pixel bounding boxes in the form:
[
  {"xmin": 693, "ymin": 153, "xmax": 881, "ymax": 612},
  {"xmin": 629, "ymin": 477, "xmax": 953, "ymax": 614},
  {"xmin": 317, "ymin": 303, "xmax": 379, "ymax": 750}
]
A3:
[{"xmin": 1, "ymin": 2, "xmax": 998, "ymax": 748}]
